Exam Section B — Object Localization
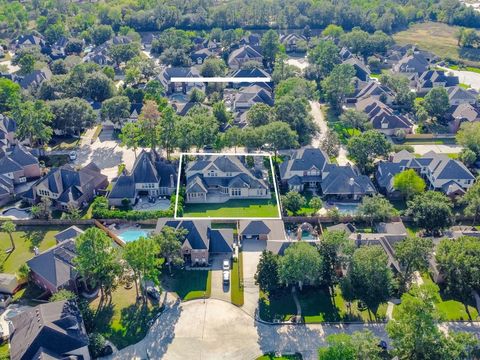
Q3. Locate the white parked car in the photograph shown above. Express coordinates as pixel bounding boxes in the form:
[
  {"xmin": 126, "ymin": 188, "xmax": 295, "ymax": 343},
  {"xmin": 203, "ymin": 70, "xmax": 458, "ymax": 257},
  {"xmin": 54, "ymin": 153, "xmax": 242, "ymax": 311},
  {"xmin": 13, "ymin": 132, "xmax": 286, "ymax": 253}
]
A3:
[
  {"xmin": 222, "ymin": 259, "xmax": 230, "ymax": 271},
  {"xmin": 223, "ymin": 270, "xmax": 230, "ymax": 284}
]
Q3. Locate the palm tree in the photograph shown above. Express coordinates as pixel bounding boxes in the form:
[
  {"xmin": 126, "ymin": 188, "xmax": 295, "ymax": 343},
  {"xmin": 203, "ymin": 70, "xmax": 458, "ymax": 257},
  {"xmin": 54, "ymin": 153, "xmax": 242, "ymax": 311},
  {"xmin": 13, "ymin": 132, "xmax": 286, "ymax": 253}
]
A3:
[{"xmin": 1, "ymin": 221, "xmax": 16, "ymax": 251}]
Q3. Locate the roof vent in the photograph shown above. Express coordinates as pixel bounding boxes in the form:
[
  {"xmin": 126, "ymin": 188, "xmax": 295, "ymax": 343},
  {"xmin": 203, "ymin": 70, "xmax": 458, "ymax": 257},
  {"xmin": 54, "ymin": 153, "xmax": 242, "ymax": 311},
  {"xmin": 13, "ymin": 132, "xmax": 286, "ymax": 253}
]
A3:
[{"xmin": 349, "ymin": 177, "xmax": 355, "ymax": 186}]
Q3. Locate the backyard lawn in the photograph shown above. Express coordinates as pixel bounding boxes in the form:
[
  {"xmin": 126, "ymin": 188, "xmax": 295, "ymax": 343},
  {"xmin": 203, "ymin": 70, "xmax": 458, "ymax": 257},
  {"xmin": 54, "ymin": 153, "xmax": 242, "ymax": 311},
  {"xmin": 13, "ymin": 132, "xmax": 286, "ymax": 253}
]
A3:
[
  {"xmin": 90, "ymin": 285, "xmax": 161, "ymax": 349},
  {"xmin": 0, "ymin": 227, "xmax": 59, "ymax": 275},
  {"xmin": 182, "ymin": 198, "xmax": 280, "ymax": 218},
  {"xmin": 321, "ymin": 106, "xmax": 361, "ymax": 144},
  {"xmin": 259, "ymin": 286, "xmax": 387, "ymax": 323},
  {"xmin": 162, "ymin": 268, "xmax": 211, "ymax": 301},
  {"xmin": 393, "ymin": 22, "xmax": 480, "ymax": 67},
  {"xmin": 231, "ymin": 252, "xmax": 244, "ymax": 306}
]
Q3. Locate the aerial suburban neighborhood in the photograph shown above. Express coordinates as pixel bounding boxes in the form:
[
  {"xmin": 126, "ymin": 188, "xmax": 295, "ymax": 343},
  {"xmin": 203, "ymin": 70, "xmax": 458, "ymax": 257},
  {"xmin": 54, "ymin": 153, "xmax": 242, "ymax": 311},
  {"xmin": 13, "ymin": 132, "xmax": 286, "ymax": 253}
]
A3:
[{"xmin": 2, "ymin": 0, "xmax": 480, "ymax": 359}]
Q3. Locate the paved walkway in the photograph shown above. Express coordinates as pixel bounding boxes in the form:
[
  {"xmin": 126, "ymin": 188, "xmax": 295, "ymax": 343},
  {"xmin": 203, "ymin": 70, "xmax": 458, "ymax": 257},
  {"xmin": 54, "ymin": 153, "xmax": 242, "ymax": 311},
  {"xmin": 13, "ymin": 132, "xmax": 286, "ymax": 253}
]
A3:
[
  {"xmin": 309, "ymin": 101, "xmax": 328, "ymax": 148},
  {"xmin": 241, "ymin": 240, "xmax": 266, "ymax": 317},
  {"xmin": 410, "ymin": 144, "xmax": 463, "ymax": 155}
]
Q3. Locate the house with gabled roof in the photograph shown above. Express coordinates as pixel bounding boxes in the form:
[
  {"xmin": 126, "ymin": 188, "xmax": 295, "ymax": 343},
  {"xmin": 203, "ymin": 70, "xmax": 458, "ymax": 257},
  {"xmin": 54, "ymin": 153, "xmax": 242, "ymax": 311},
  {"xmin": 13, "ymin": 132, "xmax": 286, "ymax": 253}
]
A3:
[
  {"xmin": 343, "ymin": 57, "xmax": 371, "ymax": 82},
  {"xmin": 393, "ymin": 52, "xmax": 430, "ymax": 73},
  {"xmin": 158, "ymin": 66, "xmax": 204, "ymax": 95},
  {"xmin": 0, "ymin": 145, "xmax": 41, "ymax": 185},
  {"xmin": 23, "ymin": 162, "xmax": 108, "ymax": 211},
  {"xmin": 9, "ymin": 300, "xmax": 90, "ymax": 360},
  {"xmin": 228, "ymin": 68, "xmax": 272, "ymax": 90},
  {"xmin": 279, "ymin": 147, "xmax": 329, "ymax": 191},
  {"xmin": 321, "ymin": 165, "xmax": 376, "ymax": 200},
  {"xmin": 280, "ymin": 33, "xmax": 307, "ymax": 53},
  {"xmin": 356, "ymin": 98, "xmax": 413, "ymax": 135},
  {"xmin": 238, "ymin": 219, "xmax": 287, "ymax": 241},
  {"xmin": 227, "ymin": 85, "xmax": 274, "ymax": 112},
  {"xmin": 447, "ymin": 86, "xmax": 478, "ymax": 106},
  {"xmin": 155, "ymin": 219, "xmax": 233, "ymax": 266},
  {"xmin": 191, "ymin": 48, "xmax": 214, "ymax": 65},
  {"xmin": 353, "ymin": 81, "xmax": 395, "ymax": 106},
  {"xmin": 448, "ymin": 102, "xmax": 480, "ymax": 132},
  {"xmin": 108, "ymin": 150, "xmax": 177, "ymax": 206},
  {"xmin": 376, "ymin": 150, "xmax": 475, "ymax": 198},
  {"xmin": 413, "ymin": 70, "xmax": 459, "ymax": 95},
  {"xmin": 185, "ymin": 155, "xmax": 270, "ymax": 203},
  {"xmin": 18, "ymin": 67, "xmax": 52, "ymax": 90},
  {"xmin": 11, "ymin": 34, "xmax": 45, "ymax": 49},
  {"xmin": 228, "ymin": 45, "xmax": 263, "ymax": 69}
]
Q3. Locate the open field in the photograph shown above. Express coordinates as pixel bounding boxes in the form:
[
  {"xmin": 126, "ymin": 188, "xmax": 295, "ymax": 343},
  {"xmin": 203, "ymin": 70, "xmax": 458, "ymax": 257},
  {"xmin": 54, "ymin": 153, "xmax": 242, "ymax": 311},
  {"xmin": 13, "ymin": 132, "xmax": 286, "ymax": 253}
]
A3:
[{"xmin": 393, "ymin": 22, "xmax": 480, "ymax": 66}]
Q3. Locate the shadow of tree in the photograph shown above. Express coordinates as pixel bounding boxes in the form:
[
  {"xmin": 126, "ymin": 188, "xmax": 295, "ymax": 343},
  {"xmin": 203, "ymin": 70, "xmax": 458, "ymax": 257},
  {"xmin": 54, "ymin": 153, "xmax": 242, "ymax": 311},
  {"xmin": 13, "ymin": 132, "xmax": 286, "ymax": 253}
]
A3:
[{"xmin": 22, "ymin": 230, "xmax": 47, "ymax": 251}]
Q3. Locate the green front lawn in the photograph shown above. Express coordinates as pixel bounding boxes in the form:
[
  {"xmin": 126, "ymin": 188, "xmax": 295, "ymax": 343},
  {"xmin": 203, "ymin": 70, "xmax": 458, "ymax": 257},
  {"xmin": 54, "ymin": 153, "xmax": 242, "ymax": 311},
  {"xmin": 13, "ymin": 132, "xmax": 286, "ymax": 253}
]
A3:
[
  {"xmin": 90, "ymin": 285, "xmax": 161, "ymax": 349},
  {"xmin": 0, "ymin": 342, "xmax": 9, "ymax": 359},
  {"xmin": 0, "ymin": 227, "xmax": 59, "ymax": 275},
  {"xmin": 231, "ymin": 252, "xmax": 244, "ymax": 306},
  {"xmin": 392, "ymin": 274, "xmax": 478, "ymax": 321},
  {"xmin": 162, "ymin": 268, "xmax": 211, "ymax": 301},
  {"xmin": 183, "ymin": 198, "xmax": 279, "ymax": 218},
  {"xmin": 48, "ymin": 136, "xmax": 80, "ymax": 151},
  {"xmin": 259, "ymin": 286, "xmax": 387, "ymax": 323}
]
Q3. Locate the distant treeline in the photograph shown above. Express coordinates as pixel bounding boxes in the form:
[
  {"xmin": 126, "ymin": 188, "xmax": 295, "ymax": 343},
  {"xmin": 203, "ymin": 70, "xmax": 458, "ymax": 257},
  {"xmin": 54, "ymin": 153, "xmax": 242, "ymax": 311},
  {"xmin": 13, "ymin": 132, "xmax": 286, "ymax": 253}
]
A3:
[{"xmin": 1, "ymin": 0, "xmax": 480, "ymax": 40}]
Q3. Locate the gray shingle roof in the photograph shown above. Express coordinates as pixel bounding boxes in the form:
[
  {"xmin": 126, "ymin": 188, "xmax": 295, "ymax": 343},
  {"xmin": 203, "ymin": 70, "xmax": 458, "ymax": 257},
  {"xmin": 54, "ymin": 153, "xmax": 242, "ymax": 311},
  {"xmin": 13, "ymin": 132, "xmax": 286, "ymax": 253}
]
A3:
[
  {"xmin": 10, "ymin": 300, "xmax": 88, "ymax": 360},
  {"xmin": 322, "ymin": 166, "xmax": 376, "ymax": 195}
]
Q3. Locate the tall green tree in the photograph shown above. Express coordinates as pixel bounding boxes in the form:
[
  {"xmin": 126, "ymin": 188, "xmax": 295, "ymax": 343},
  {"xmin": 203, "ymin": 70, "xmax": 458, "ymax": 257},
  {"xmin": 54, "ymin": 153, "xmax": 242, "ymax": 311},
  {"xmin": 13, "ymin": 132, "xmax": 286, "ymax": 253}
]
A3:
[
  {"xmin": 153, "ymin": 226, "xmax": 187, "ymax": 273},
  {"xmin": 387, "ymin": 283, "xmax": 479, "ymax": 359},
  {"xmin": 49, "ymin": 97, "xmax": 96, "ymax": 136},
  {"xmin": 347, "ymin": 130, "xmax": 391, "ymax": 173},
  {"xmin": 254, "ymin": 250, "xmax": 280, "ymax": 294},
  {"xmin": 343, "ymin": 246, "xmax": 393, "ymax": 319},
  {"xmin": 13, "ymin": 100, "xmax": 53, "ymax": 146},
  {"xmin": 100, "ymin": 96, "xmax": 131, "ymax": 128},
  {"xmin": 321, "ymin": 64, "xmax": 355, "ymax": 112},
  {"xmin": 246, "ymin": 103, "xmax": 271, "ymax": 127},
  {"xmin": 123, "ymin": 236, "xmax": 161, "ymax": 303},
  {"xmin": 260, "ymin": 29, "xmax": 280, "ymax": 66},
  {"xmin": 262, "ymin": 121, "xmax": 298, "ymax": 158},
  {"xmin": 457, "ymin": 122, "xmax": 480, "ymax": 156},
  {"xmin": 75, "ymin": 228, "xmax": 123, "ymax": 301},
  {"xmin": 462, "ymin": 179, "xmax": 480, "ymax": 223},
  {"xmin": 339, "ymin": 109, "xmax": 370, "ymax": 131},
  {"xmin": 119, "ymin": 122, "xmax": 141, "ymax": 158},
  {"xmin": 278, "ymin": 241, "xmax": 322, "ymax": 290},
  {"xmin": 307, "ymin": 40, "xmax": 340, "ymax": 80},
  {"xmin": 318, "ymin": 230, "xmax": 351, "ymax": 297},
  {"xmin": 0, "ymin": 78, "xmax": 21, "ymax": 112},
  {"xmin": 436, "ymin": 236, "xmax": 480, "ymax": 319},
  {"xmin": 1, "ymin": 221, "xmax": 16, "ymax": 251},
  {"xmin": 423, "ymin": 87, "xmax": 450, "ymax": 120},
  {"xmin": 357, "ymin": 194, "xmax": 396, "ymax": 227},
  {"xmin": 406, "ymin": 191, "xmax": 453, "ymax": 235},
  {"xmin": 394, "ymin": 236, "xmax": 433, "ymax": 293},
  {"xmin": 393, "ymin": 169, "xmax": 426, "ymax": 200}
]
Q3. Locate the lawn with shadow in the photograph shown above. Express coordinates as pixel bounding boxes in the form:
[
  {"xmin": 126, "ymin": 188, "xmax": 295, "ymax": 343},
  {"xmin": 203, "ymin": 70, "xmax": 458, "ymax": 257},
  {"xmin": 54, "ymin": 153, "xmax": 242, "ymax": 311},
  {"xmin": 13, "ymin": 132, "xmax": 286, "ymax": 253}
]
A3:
[
  {"xmin": 162, "ymin": 268, "xmax": 211, "ymax": 301},
  {"xmin": 183, "ymin": 198, "xmax": 280, "ymax": 218}
]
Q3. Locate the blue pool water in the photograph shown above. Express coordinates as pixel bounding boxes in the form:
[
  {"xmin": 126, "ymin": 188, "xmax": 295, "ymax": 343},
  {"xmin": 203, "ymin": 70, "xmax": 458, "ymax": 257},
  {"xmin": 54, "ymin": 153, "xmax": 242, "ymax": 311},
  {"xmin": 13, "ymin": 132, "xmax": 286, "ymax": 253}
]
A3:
[
  {"xmin": 118, "ymin": 229, "xmax": 152, "ymax": 243},
  {"xmin": 334, "ymin": 203, "xmax": 359, "ymax": 215}
]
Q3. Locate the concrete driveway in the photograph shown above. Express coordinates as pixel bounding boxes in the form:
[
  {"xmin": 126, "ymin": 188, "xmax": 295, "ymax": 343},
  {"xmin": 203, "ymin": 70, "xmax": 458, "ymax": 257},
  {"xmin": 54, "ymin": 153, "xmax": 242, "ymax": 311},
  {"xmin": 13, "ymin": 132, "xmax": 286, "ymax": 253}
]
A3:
[
  {"xmin": 210, "ymin": 255, "xmax": 231, "ymax": 302},
  {"xmin": 241, "ymin": 240, "xmax": 266, "ymax": 317},
  {"xmin": 411, "ymin": 144, "xmax": 463, "ymax": 155}
]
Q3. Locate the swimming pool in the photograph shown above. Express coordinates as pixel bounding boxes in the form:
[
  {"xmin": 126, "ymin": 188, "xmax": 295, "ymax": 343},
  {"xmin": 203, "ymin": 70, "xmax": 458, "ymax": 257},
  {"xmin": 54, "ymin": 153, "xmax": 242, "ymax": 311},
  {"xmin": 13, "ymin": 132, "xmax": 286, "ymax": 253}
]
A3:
[
  {"xmin": 117, "ymin": 229, "xmax": 153, "ymax": 243},
  {"xmin": 334, "ymin": 203, "xmax": 359, "ymax": 215},
  {"xmin": 1, "ymin": 208, "xmax": 31, "ymax": 219}
]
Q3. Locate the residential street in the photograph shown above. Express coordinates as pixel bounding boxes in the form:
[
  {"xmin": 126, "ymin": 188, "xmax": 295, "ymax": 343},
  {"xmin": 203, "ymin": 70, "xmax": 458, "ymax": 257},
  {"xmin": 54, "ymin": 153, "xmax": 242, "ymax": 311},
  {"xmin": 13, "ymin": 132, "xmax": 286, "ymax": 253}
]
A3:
[
  {"xmin": 438, "ymin": 66, "xmax": 480, "ymax": 90},
  {"xmin": 103, "ymin": 298, "xmax": 480, "ymax": 360}
]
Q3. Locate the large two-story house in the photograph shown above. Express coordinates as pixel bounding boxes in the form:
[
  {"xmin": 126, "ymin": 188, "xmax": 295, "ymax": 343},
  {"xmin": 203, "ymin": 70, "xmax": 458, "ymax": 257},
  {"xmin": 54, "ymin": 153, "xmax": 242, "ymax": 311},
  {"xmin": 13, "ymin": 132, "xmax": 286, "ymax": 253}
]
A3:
[
  {"xmin": 185, "ymin": 155, "xmax": 270, "ymax": 203},
  {"xmin": 356, "ymin": 98, "xmax": 413, "ymax": 135},
  {"xmin": 279, "ymin": 147, "xmax": 376, "ymax": 200},
  {"xmin": 228, "ymin": 45, "xmax": 263, "ymax": 69},
  {"xmin": 376, "ymin": 150, "xmax": 475, "ymax": 198},
  {"xmin": 108, "ymin": 150, "xmax": 177, "ymax": 206},
  {"xmin": 155, "ymin": 219, "xmax": 234, "ymax": 266},
  {"xmin": 158, "ymin": 66, "xmax": 204, "ymax": 95},
  {"xmin": 24, "ymin": 162, "xmax": 108, "ymax": 211}
]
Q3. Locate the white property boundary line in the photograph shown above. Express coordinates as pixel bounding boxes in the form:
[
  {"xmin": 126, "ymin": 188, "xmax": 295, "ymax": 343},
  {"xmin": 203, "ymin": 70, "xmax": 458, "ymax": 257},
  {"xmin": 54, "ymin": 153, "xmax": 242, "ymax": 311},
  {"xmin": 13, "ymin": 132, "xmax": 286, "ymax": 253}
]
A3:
[
  {"xmin": 170, "ymin": 77, "xmax": 271, "ymax": 83},
  {"xmin": 174, "ymin": 152, "xmax": 282, "ymax": 220}
]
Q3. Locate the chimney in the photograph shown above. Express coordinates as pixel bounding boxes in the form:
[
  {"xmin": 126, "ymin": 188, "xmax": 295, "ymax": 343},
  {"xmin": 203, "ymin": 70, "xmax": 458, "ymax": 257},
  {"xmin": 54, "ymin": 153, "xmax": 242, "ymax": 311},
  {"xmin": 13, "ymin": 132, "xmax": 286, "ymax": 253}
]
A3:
[{"xmin": 349, "ymin": 177, "xmax": 355, "ymax": 186}]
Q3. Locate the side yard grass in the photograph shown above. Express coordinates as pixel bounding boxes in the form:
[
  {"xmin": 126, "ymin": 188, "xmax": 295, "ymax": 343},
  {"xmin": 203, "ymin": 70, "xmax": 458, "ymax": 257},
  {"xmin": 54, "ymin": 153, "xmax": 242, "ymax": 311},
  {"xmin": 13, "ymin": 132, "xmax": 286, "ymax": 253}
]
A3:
[
  {"xmin": 392, "ymin": 274, "xmax": 478, "ymax": 321},
  {"xmin": 90, "ymin": 285, "xmax": 161, "ymax": 350},
  {"xmin": 259, "ymin": 286, "xmax": 387, "ymax": 323},
  {"xmin": 182, "ymin": 198, "xmax": 279, "ymax": 218},
  {"xmin": 231, "ymin": 252, "xmax": 244, "ymax": 306},
  {"xmin": 321, "ymin": 106, "xmax": 360, "ymax": 144},
  {"xmin": 0, "ymin": 227, "xmax": 59, "ymax": 275},
  {"xmin": 162, "ymin": 268, "xmax": 211, "ymax": 301},
  {"xmin": 257, "ymin": 353, "xmax": 302, "ymax": 360}
]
